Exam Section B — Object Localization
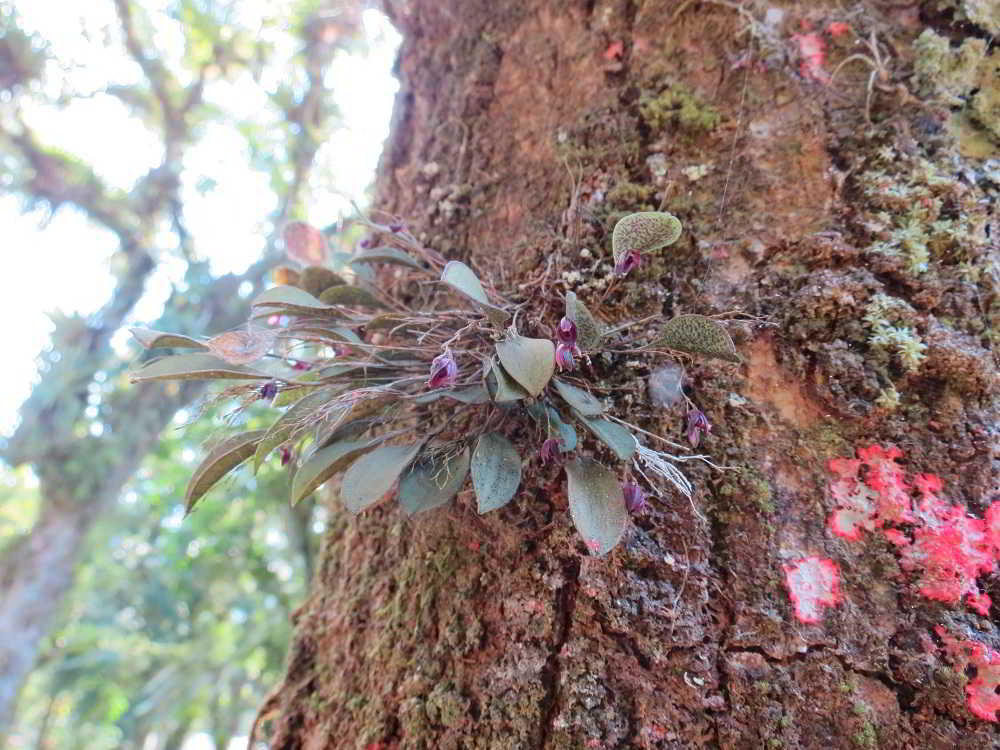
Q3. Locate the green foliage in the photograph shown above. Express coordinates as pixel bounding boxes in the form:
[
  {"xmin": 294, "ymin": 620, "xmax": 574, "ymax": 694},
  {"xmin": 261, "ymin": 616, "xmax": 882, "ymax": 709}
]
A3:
[{"xmin": 135, "ymin": 212, "xmax": 740, "ymax": 555}]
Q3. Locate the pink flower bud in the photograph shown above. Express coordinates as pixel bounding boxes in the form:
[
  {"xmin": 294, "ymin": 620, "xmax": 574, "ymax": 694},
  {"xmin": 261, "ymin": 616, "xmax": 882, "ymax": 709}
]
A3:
[
  {"xmin": 428, "ymin": 350, "xmax": 458, "ymax": 388},
  {"xmin": 557, "ymin": 317, "xmax": 578, "ymax": 347}
]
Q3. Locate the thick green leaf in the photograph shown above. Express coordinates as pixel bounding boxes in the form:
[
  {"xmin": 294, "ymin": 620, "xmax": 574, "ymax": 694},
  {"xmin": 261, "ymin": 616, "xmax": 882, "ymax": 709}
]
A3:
[
  {"xmin": 299, "ymin": 266, "xmax": 346, "ymax": 296},
  {"xmin": 129, "ymin": 328, "xmax": 207, "ymax": 350},
  {"xmin": 485, "ymin": 359, "xmax": 530, "ymax": 402},
  {"xmin": 291, "ymin": 438, "xmax": 382, "ymax": 505},
  {"xmin": 351, "ymin": 246, "xmax": 422, "ymax": 270},
  {"xmin": 565, "ymin": 292, "xmax": 603, "ymax": 351},
  {"xmin": 271, "ymin": 371, "xmax": 322, "ymax": 407},
  {"xmin": 577, "ymin": 415, "xmax": 637, "ymax": 461},
  {"xmin": 495, "ymin": 335, "xmax": 555, "ymax": 398},
  {"xmin": 552, "ymin": 378, "xmax": 602, "ymax": 416},
  {"xmin": 253, "ymin": 386, "xmax": 339, "ymax": 472},
  {"xmin": 657, "ymin": 314, "xmax": 740, "ymax": 363},
  {"xmin": 318, "ymin": 285, "xmax": 386, "ymax": 308},
  {"xmin": 441, "ymin": 260, "xmax": 489, "ymax": 304},
  {"xmin": 440, "ymin": 261, "xmax": 510, "ymax": 326},
  {"xmin": 341, "ymin": 443, "xmax": 423, "ymax": 513},
  {"xmin": 398, "ymin": 448, "xmax": 470, "ymax": 516},
  {"xmin": 565, "ymin": 458, "xmax": 627, "ymax": 556},
  {"xmin": 129, "ymin": 353, "xmax": 270, "ymax": 383},
  {"xmin": 471, "ymin": 433, "xmax": 522, "ymax": 513},
  {"xmin": 186, "ymin": 430, "xmax": 266, "ymax": 513},
  {"xmin": 252, "ymin": 285, "xmax": 340, "ymax": 316},
  {"xmin": 445, "ymin": 385, "xmax": 491, "ymax": 404},
  {"xmin": 611, "ymin": 211, "xmax": 682, "ymax": 266},
  {"xmin": 525, "ymin": 402, "xmax": 578, "ymax": 451}
]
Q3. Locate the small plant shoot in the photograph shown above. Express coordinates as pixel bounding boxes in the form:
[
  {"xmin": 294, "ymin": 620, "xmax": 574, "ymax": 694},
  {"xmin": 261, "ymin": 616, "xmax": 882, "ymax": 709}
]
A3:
[{"xmin": 130, "ymin": 212, "xmax": 741, "ymax": 554}]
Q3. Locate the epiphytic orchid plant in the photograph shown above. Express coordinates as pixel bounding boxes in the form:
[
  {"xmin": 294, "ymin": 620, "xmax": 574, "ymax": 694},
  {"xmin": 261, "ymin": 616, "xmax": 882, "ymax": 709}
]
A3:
[{"xmin": 130, "ymin": 212, "xmax": 739, "ymax": 555}]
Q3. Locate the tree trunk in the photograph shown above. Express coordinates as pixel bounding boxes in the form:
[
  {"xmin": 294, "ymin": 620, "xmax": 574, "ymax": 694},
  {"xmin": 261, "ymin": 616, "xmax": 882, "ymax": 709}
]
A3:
[{"xmin": 264, "ymin": 1, "xmax": 998, "ymax": 747}]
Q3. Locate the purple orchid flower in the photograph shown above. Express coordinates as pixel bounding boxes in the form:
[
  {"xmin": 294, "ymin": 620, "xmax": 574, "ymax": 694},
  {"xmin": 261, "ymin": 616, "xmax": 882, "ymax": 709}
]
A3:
[
  {"xmin": 259, "ymin": 381, "xmax": 278, "ymax": 402},
  {"xmin": 686, "ymin": 408, "xmax": 712, "ymax": 447},
  {"xmin": 428, "ymin": 349, "xmax": 459, "ymax": 388},
  {"xmin": 540, "ymin": 438, "xmax": 563, "ymax": 464},
  {"xmin": 614, "ymin": 249, "xmax": 641, "ymax": 276},
  {"xmin": 555, "ymin": 343, "xmax": 576, "ymax": 371},
  {"xmin": 557, "ymin": 317, "xmax": 578, "ymax": 346},
  {"xmin": 623, "ymin": 480, "xmax": 647, "ymax": 514}
]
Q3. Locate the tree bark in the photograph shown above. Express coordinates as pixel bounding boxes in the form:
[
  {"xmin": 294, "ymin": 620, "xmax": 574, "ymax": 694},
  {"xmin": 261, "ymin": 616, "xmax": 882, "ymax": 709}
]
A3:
[{"xmin": 263, "ymin": 1, "xmax": 999, "ymax": 747}]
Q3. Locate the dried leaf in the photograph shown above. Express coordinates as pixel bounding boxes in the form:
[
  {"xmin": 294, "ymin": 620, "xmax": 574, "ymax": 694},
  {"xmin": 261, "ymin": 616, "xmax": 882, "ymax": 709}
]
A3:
[
  {"xmin": 611, "ymin": 211, "xmax": 682, "ymax": 266},
  {"xmin": 318, "ymin": 285, "xmax": 386, "ymax": 308},
  {"xmin": 204, "ymin": 329, "xmax": 276, "ymax": 365},
  {"xmin": 565, "ymin": 292, "xmax": 604, "ymax": 351},
  {"xmin": 129, "ymin": 353, "xmax": 270, "ymax": 383},
  {"xmin": 471, "ymin": 433, "xmax": 522, "ymax": 513},
  {"xmin": 291, "ymin": 437, "xmax": 382, "ymax": 506},
  {"xmin": 577, "ymin": 414, "xmax": 637, "ymax": 461},
  {"xmin": 186, "ymin": 430, "xmax": 266, "ymax": 513},
  {"xmin": 565, "ymin": 457, "xmax": 627, "ymax": 556},
  {"xmin": 283, "ymin": 221, "xmax": 328, "ymax": 266},
  {"xmin": 658, "ymin": 314, "xmax": 740, "ymax": 363},
  {"xmin": 495, "ymin": 335, "xmax": 555, "ymax": 398},
  {"xmin": 129, "ymin": 328, "xmax": 207, "ymax": 351},
  {"xmin": 299, "ymin": 266, "xmax": 346, "ymax": 297},
  {"xmin": 351, "ymin": 246, "xmax": 422, "ymax": 270},
  {"xmin": 341, "ymin": 443, "xmax": 423, "ymax": 513},
  {"xmin": 398, "ymin": 448, "xmax": 470, "ymax": 516},
  {"xmin": 552, "ymin": 378, "xmax": 603, "ymax": 416}
]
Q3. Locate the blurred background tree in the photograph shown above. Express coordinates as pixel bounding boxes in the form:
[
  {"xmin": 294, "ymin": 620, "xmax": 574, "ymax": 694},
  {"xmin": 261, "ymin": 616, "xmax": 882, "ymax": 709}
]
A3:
[{"xmin": 0, "ymin": 0, "xmax": 398, "ymax": 746}]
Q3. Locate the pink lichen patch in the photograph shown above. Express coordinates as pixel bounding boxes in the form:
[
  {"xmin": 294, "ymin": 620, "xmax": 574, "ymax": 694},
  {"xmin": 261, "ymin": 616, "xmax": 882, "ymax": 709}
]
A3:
[
  {"xmin": 896, "ymin": 482, "xmax": 995, "ymax": 615},
  {"xmin": 827, "ymin": 446, "xmax": 999, "ymax": 615},
  {"xmin": 827, "ymin": 445, "xmax": 911, "ymax": 539},
  {"xmin": 935, "ymin": 626, "xmax": 1000, "ymax": 722},
  {"xmin": 793, "ymin": 32, "xmax": 830, "ymax": 84},
  {"xmin": 784, "ymin": 556, "xmax": 842, "ymax": 624}
]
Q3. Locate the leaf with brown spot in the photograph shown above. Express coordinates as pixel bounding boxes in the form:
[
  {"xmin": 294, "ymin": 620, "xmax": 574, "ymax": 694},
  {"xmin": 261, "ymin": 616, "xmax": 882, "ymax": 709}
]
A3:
[{"xmin": 204, "ymin": 329, "xmax": 277, "ymax": 365}]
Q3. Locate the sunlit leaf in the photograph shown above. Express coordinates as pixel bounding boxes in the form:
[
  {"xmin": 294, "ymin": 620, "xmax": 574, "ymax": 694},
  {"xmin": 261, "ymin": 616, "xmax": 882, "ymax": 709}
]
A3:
[
  {"xmin": 186, "ymin": 430, "xmax": 266, "ymax": 514},
  {"xmin": 552, "ymin": 378, "xmax": 602, "ymax": 416},
  {"xmin": 495, "ymin": 335, "xmax": 555, "ymax": 397},
  {"xmin": 271, "ymin": 371, "xmax": 322, "ymax": 407},
  {"xmin": 351, "ymin": 246, "xmax": 422, "ymax": 270},
  {"xmin": 291, "ymin": 437, "xmax": 382, "ymax": 505},
  {"xmin": 398, "ymin": 448, "xmax": 470, "ymax": 516},
  {"xmin": 341, "ymin": 443, "xmax": 422, "ymax": 513},
  {"xmin": 565, "ymin": 457, "xmax": 627, "ymax": 556},
  {"xmin": 283, "ymin": 221, "xmax": 328, "ymax": 266},
  {"xmin": 565, "ymin": 292, "xmax": 603, "ymax": 351},
  {"xmin": 129, "ymin": 328, "xmax": 208, "ymax": 350},
  {"xmin": 204, "ymin": 329, "xmax": 276, "ymax": 365},
  {"xmin": 577, "ymin": 415, "xmax": 637, "ymax": 461},
  {"xmin": 129, "ymin": 353, "xmax": 270, "ymax": 383},
  {"xmin": 657, "ymin": 314, "xmax": 740, "ymax": 363},
  {"xmin": 471, "ymin": 433, "xmax": 521, "ymax": 513}
]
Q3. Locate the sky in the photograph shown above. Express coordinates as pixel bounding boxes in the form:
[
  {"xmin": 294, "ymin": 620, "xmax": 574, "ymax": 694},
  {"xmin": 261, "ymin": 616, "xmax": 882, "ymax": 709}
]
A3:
[{"xmin": 0, "ymin": 2, "xmax": 401, "ymax": 435}]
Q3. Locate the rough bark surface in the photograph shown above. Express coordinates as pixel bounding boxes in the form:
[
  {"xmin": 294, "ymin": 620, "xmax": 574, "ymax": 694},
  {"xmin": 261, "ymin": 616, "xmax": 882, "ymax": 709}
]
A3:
[{"xmin": 266, "ymin": 1, "xmax": 998, "ymax": 748}]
